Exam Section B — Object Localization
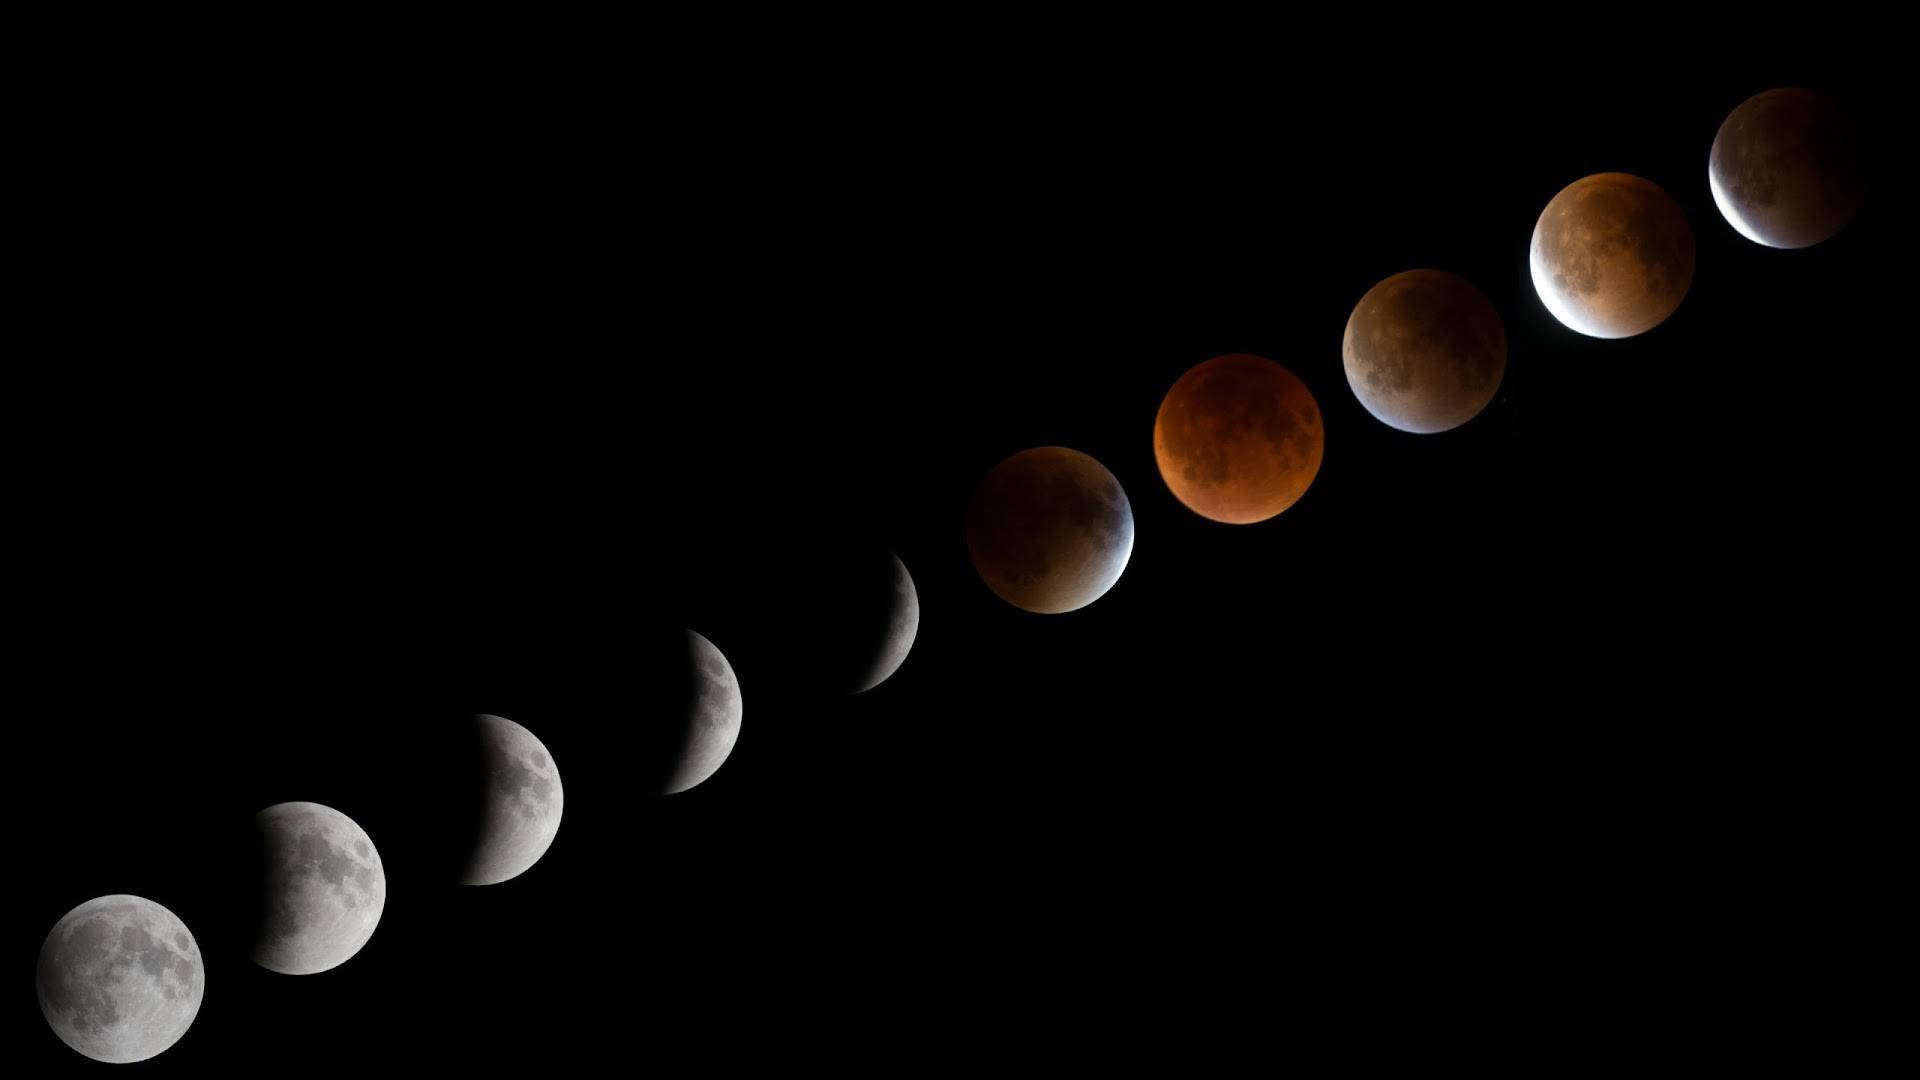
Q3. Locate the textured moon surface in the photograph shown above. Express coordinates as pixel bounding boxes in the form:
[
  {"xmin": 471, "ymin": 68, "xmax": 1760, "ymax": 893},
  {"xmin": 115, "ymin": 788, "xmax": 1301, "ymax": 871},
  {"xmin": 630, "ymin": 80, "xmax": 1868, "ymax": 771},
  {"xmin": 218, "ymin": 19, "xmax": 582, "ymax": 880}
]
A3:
[
  {"xmin": 253, "ymin": 801, "xmax": 385, "ymax": 975},
  {"xmin": 666, "ymin": 630, "xmax": 742, "ymax": 794},
  {"xmin": 463, "ymin": 714, "xmax": 563, "ymax": 885},
  {"xmin": 1710, "ymin": 88, "xmax": 1863, "ymax": 249},
  {"xmin": 1343, "ymin": 271, "xmax": 1506, "ymax": 434},
  {"xmin": 1153, "ymin": 355, "xmax": 1323, "ymax": 523},
  {"xmin": 966, "ymin": 445, "xmax": 1134, "ymax": 612},
  {"xmin": 36, "ymin": 895, "xmax": 203, "ymax": 1063},
  {"xmin": 853, "ymin": 553, "xmax": 918, "ymax": 693},
  {"xmin": 1530, "ymin": 172, "xmax": 1694, "ymax": 338}
]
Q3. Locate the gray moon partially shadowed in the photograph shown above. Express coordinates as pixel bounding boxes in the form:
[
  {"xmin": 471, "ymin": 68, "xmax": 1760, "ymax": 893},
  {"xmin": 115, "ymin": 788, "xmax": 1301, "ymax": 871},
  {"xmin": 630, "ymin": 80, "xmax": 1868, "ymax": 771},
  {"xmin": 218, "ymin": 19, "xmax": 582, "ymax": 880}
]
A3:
[
  {"xmin": 252, "ymin": 801, "xmax": 385, "ymax": 975},
  {"xmin": 967, "ymin": 446, "xmax": 1133, "ymax": 613},
  {"xmin": 854, "ymin": 554, "xmax": 919, "ymax": 693},
  {"xmin": 463, "ymin": 714, "xmax": 563, "ymax": 885},
  {"xmin": 1710, "ymin": 88, "xmax": 1863, "ymax": 249},
  {"xmin": 666, "ymin": 630, "xmax": 742, "ymax": 794},
  {"xmin": 36, "ymin": 895, "xmax": 203, "ymax": 1063},
  {"xmin": 1530, "ymin": 172, "xmax": 1694, "ymax": 339},
  {"xmin": 1343, "ymin": 270, "xmax": 1507, "ymax": 434}
]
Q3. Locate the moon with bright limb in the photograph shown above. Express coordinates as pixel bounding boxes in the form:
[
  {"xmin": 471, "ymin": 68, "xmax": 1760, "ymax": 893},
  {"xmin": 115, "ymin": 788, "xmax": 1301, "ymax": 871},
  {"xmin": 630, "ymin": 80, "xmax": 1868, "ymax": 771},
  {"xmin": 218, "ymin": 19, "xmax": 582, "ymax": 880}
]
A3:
[
  {"xmin": 1710, "ymin": 88, "xmax": 1863, "ymax": 249},
  {"xmin": 851, "ymin": 553, "xmax": 918, "ymax": 693},
  {"xmin": 462, "ymin": 714, "xmax": 563, "ymax": 885},
  {"xmin": 251, "ymin": 801, "xmax": 385, "ymax": 975},
  {"xmin": 665, "ymin": 630, "xmax": 742, "ymax": 794},
  {"xmin": 1530, "ymin": 172, "xmax": 1694, "ymax": 338},
  {"xmin": 1343, "ymin": 270, "xmax": 1506, "ymax": 434},
  {"xmin": 36, "ymin": 895, "xmax": 203, "ymax": 1063},
  {"xmin": 966, "ymin": 446, "xmax": 1134, "ymax": 612}
]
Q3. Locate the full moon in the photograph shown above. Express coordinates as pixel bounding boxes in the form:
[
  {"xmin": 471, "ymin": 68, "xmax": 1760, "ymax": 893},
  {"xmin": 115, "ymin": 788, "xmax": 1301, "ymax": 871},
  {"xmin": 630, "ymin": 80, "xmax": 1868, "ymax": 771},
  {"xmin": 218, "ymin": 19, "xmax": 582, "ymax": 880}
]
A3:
[
  {"xmin": 1343, "ymin": 270, "xmax": 1506, "ymax": 434},
  {"xmin": 1710, "ymin": 88, "xmax": 1863, "ymax": 249},
  {"xmin": 1530, "ymin": 172, "xmax": 1694, "ymax": 338},
  {"xmin": 36, "ymin": 895, "xmax": 203, "ymax": 1063},
  {"xmin": 252, "ymin": 801, "xmax": 385, "ymax": 975},
  {"xmin": 1153, "ymin": 355, "xmax": 1323, "ymax": 523},
  {"xmin": 462, "ymin": 714, "xmax": 563, "ymax": 885},
  {"xmin": 664, "ymin": 630, "xmax": 742, "ymax": 794},
  {"xmin": 966, "ymin": 445, "xmax": 1134, "ymax": 613}
]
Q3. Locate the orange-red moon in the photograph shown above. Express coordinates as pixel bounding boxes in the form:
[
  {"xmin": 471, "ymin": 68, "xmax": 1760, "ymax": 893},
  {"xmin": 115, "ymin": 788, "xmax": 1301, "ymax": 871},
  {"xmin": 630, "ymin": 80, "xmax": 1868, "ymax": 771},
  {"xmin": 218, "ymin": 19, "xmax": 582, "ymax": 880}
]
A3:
[{"xmin": 1153, "ymin": 354, "xmax": 1324, "ymax": 524}]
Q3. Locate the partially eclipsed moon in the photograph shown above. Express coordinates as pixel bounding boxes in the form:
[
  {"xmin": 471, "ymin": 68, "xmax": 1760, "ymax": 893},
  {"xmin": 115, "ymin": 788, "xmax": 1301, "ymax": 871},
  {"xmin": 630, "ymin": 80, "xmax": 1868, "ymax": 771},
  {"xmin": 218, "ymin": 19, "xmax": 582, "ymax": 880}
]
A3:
[
  {"xmin": 1530, "ymin": 172, "xmax": 1694, "ymax": 339},
  {"xmin": 966, "ymin": 446, "xmax": 1134, "ymax": 613},
  {"xmin": 1710, "ymin": 88, "xmax": 1863, "ymax": 249},
  {"xmin": 252, "ymin": 801, "xmax": 385, "ymax": 975},
  {"xmin": 853, "ymin": 554, "xmax": 918, "ymax": 693},
  {"xmin": 36, "ymin": 895, "xmax": 204, "ymax": 1063},
  {"xmin": 1343, "ymin": 270, "xmax": 1506, "ymax": 434},
  {"xmin": 1153, "ymin": 355, "xmax": 1323, "ymax": 523},
  {"xmin": 666, "ymin": 630, "xmax": 742, "ymax": 794},
  {"xmin": 463, "ymin": 714, "xmax": 563, "ymax": 885}
]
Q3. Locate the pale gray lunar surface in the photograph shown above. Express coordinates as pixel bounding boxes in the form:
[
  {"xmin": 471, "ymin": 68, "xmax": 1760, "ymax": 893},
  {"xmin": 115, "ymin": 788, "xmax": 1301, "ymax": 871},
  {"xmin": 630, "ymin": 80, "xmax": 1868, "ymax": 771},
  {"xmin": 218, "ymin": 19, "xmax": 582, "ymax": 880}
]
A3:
[
  {"xmin": 855, "ymin": 554, "xmax": 919, "ymax": 693},
  {"xmin": 36, "ymin": 894, "xmax": 204, "ymax": 1063},
  {"xmin": 465, "ymin": 714, "xmax": 564, "ymax": 884},
  {"xmin": 669, "ymin": 630, "xmax": 742, "ymax": 794},
  {"xmin": 1709, "ymin": 88, "xmax": 1863, "ymax": 249},
  {"xmin": 253, "ymin": 801, "xmax": 385, "ymax": 974},
  {"xmin": 1343, "ymin": 269, "xmax": 1507, "ymax": 434},
  {"xmin": 1529, "ymin": 172, "xmax": 1694, "ymax": 339}
]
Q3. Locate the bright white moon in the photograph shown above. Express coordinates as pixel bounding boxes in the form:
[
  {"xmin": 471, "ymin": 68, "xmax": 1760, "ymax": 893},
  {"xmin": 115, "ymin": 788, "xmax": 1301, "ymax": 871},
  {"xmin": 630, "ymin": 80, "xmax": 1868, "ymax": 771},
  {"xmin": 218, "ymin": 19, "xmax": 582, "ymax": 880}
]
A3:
[{"xmin": 36, "ymin": 894, "xmax": 204, "ymax": 1063}]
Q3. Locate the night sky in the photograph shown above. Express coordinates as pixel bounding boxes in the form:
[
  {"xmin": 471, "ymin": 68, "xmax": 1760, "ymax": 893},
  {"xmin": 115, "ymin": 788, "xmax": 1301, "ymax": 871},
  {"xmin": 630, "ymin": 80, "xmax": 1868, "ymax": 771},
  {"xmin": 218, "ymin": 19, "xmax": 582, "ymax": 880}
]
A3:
[{"xmin": 17, "ymin": 46, "xmax": 1893, "ymax": 1070}]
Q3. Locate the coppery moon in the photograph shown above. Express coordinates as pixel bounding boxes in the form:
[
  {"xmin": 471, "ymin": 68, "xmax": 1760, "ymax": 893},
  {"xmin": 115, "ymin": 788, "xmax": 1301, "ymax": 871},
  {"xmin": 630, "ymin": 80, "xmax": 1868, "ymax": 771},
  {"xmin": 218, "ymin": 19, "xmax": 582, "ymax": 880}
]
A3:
[
  {"xmin": 1343, "ymin": 270, "xmax": 1506, "ymax": 434},
  {"xmin": 1153, "ymin": 354, "xmax": 1323, "ymax": 523},
  {"xmin": 1530, "ymin": 172, "xmax": 1694, "ymax": 338}
]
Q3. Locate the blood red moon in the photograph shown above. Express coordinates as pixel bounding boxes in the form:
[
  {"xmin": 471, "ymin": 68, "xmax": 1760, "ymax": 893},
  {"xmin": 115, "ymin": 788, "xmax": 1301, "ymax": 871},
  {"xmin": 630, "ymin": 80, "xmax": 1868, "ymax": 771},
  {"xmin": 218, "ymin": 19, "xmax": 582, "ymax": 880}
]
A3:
[{"xmin": 1153, "ymin": 354, "xmax": 1323, "ymax": 524}]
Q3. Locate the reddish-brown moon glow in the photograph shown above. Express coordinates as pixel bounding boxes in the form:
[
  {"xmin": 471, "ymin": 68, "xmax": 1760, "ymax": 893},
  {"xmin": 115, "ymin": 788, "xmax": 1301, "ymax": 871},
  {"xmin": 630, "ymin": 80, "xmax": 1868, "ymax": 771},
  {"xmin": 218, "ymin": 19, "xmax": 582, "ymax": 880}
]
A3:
[
  {"xmin": 1710, "ymin": 88, "xmax": 1863, "ymax": 249},
  {"xmin": 1343, "ymin": 269, "xmax": 1506, "ymax": 434},
  {"xmin": 1153, "ymin": 354, "xmax": 1323, "ymax": 524},
  {"xmin": 966, "ymin": 446, "xmax": 1134, "ymax": 614},
  {"xmin": 1530, "ymin": 172, "xmax": 1694, "ymax": 339}
]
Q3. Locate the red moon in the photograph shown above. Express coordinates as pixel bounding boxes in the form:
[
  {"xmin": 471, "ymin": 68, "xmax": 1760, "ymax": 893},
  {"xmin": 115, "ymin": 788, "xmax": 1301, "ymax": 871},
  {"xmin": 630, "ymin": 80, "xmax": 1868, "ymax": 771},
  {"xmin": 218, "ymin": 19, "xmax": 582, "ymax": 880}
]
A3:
[{"xmin": 1153, "ymin": 354, "xmax": 1324, "ymax": 524}]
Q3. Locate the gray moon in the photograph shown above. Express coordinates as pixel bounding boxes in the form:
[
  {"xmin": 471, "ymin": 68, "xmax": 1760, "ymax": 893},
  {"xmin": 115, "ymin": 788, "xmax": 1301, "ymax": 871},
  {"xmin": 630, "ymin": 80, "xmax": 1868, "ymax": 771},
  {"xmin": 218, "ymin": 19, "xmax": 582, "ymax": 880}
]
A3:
[
  {"xmin": 252, "ymin": 801, "xmax": 385, "ymax": 975},
  {"xmin": 854, "ymin": 553, "xmax": 918, "ymax": 693},
  {"xmin": 1710, "ymin": 87, "xmax": 1863, "ymax": 249},
  {"xmin": 1530, "ymin": 172, "xmax": 1694, "ymax": 338},
  {"xmin": 966, "ymin": 445, "xmax": 1133, "ymax": 613},
  {"xmin": 463, "ymin": 714, "xmax": 563, "ymax": 885},
  {"xmin": 1343, "ymin": 269, "xmax": 1507, "ymax": 433},
  {"xmin": 36, "ymin": 895, "xmax": 204, "ymax": 1063},
  {"xmin": 667, "ymin": 630, "xmax": 742, "ymax": 794}
]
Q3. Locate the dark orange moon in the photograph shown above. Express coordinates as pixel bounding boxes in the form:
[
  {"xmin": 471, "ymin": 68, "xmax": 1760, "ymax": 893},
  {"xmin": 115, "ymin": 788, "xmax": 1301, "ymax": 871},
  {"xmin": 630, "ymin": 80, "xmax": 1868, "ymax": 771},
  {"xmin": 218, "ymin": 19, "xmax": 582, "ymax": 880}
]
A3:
[{"xmin": 1153, "ymin": 354, "xmax": 1324, "ymax": 524}]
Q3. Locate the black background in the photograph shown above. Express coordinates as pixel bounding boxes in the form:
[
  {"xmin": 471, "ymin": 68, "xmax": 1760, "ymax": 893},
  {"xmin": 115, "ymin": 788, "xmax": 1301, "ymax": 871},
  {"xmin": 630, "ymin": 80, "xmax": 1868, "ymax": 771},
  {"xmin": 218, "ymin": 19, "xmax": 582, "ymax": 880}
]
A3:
[{"xmin": 14, "ymin": 35, "xmax": 1895, "ymax": 1070}]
